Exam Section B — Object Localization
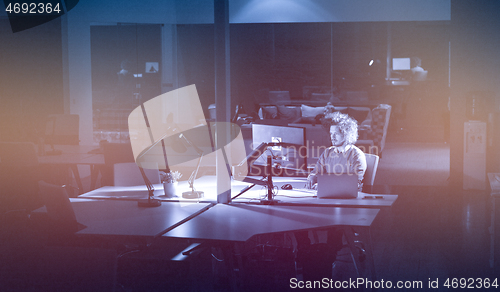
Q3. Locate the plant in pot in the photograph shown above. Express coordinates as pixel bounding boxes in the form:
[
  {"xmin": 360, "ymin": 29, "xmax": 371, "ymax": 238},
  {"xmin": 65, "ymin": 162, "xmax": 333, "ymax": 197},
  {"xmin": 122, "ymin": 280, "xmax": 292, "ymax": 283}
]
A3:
[{"xmin": 160, "ymin": 170, "xmax": 182, "ymax": 197}]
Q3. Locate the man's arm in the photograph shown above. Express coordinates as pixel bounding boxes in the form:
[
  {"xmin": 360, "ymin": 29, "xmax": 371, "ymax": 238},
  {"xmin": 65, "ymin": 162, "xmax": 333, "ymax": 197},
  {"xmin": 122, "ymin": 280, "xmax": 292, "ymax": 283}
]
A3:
[
  {"xmin": 306, "ymin": 148, "xmax": 329, "ymax": 189},
  {"xmin": 353, "ymin": 149, "xmax": 367, "ymax": 191}
]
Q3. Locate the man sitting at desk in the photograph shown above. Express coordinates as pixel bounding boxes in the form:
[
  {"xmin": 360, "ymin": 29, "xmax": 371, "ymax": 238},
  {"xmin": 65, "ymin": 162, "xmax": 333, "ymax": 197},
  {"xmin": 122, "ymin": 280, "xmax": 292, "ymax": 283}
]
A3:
[
  {"xmin": 299, "ymin": 112, "xmax": 367, "ymax": 279},
  {"xmin": 305, "ymin": 111, "xmax": 367, "ymax": 190}
]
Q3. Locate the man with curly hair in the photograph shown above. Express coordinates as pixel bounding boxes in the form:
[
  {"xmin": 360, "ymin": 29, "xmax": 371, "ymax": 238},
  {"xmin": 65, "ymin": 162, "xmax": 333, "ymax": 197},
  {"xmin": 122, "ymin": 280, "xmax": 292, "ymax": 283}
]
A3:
[
  {"xmin": 306, "ymin": 111, "xmax": 367, "ymax": 190},
  {"xmin": 297, "ymin": 112, "xmax": 367, "ymax": 280}
]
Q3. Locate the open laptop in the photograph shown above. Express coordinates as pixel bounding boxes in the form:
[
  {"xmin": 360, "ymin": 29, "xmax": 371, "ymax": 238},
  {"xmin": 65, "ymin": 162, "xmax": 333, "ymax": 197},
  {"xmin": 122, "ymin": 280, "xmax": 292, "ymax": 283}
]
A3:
[{"xmin": 317, "ymin": 173, "xmax": 359, "ymax": 199}]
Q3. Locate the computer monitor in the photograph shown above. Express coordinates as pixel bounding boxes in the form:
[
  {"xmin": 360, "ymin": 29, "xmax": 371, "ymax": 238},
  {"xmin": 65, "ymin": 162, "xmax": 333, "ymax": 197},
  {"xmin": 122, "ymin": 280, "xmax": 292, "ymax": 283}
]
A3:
[
  {"xmin": 251, "ymin": 124, "xmax": 306, "ymax": 174},
  {"xmin": 392, "ymin": 58, "xmax": 411, "ymax": 71}
]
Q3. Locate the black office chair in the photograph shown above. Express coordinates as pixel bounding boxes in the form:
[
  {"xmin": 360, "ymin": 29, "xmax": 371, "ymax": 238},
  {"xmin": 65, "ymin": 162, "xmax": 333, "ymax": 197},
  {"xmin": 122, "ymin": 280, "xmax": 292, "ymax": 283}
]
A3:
[
  {"xmin": 20, "ymin": 181, "xmax": 119, "ymax": 291},
  {"xmin": 99, "ymin": 142, "xmax": 136, "ymax": 187},
  {"xmin": 300, "ymin": 155, "xmax": 380, "ymax": 279},
  {"xmin": 362, "ymin": 153, "xmax": 380, "ymax": 194},
  {"xmin": 0, "ymin": 142, "xmax": 42, "ymax": 215}
]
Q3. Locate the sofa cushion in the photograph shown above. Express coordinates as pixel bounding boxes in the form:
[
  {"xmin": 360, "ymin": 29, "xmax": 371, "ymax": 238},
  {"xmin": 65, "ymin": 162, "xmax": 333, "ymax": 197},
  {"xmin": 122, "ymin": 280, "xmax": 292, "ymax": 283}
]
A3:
[
  {"xmin": 277, "ymin": 105, "xmax": 301, "ymax": 123},
  {"xmin": 347, "ymin": 107, "xmax": 370, "ymax": 124},
  {"xmin": 301, "ymin": 105, "xmax": 325, "ymax": 118},
  {"xmin": 261, "ymin": 106, "xmax": 279, "ymax": 119},
  {"xmin": 333, "ymin": 106, "xmax": 349, "ymax": 114}
]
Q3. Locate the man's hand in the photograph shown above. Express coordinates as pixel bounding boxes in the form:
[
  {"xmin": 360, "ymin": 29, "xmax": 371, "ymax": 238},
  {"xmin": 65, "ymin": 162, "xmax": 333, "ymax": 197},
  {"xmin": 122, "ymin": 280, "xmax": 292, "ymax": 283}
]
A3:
[{"xmin": 305, "ymin": 177, "xmax": 317, "ymax": 189}]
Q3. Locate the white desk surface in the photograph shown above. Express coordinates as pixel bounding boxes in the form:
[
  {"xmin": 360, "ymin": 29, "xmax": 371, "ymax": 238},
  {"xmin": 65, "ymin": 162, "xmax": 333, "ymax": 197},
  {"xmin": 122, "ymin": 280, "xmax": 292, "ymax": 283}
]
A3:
[
  {"xmin": 79, "ymin": 176, "xmax": 251, "ymax": 203},
  {"xmin": 34, "ymin": 198, "xmax": 212, "ymax": 238},
  {"xmin": 488, "ymin": 173, "xmax": 500, "ymax": 196},
  {"xmin": 234, "ymin": 176, "xmax": 397, "ymax": 207},
  {"xmin": 80, "ymin": 175, "xmax": 397, "ymax": 207},
  {"xmin": 38, "ymin": 145, "xmax": 104, "ymax": 165},
  {"xmin": 163, "ymin": 203, "xmax": 379, "ymax": 242},
  {"xmin": 234, "ymin": 188, "xmax": 397, "ymax": 208}
]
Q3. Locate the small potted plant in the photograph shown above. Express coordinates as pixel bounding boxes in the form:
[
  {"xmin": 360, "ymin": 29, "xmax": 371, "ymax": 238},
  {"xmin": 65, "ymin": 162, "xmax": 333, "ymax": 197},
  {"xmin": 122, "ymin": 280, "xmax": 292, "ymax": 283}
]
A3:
[{"xmin": 160, "ymin": 170, "xmax": 182, "ymax": 197}]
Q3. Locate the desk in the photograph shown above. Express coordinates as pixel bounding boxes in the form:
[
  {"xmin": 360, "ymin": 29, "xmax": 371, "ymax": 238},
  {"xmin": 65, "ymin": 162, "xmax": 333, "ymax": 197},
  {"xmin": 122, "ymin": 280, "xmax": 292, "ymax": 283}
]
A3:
[
  {"xmin": 163, "ymin": 203, "xmax": 379, "ymax": 280},
  {"xmin": 80, "ymin": 176, "xmax": 398, "ymax": 208},
  {"xmin": 234, "ymin": 188, "xmax": 398, "ymax": 208},
  {"xmin": 75, "ymin": 176, "xmax": 395, "ymax": 284},
  {"xmin": 38, "ymin": 145, "xmax": 104, "ymax": 194},
  {"xmin": 488, "ymin": 173, "xmax": 500, "ymax": 268},
  {"xmin": 163, "ymin": 203, "xmax": 378, "ymax": 242},
  {"xmin": 34, "ymin": 198, "xmax": 211, "ymax": 239},
  {"xmin": 79, "ymin": 176, "xmax": 252, "ymax": 203},
  {"xmin": 37, "ymin": 145, "xmax": 103, "ymax": 165},
  {"xmin": 234, "ymin": 176, "xmax": 398, "ymax": 208}
]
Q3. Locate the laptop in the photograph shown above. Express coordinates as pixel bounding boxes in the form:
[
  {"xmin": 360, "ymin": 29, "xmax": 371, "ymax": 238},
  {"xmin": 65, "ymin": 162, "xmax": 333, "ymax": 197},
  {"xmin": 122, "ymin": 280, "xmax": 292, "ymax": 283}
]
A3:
[{"xmin": 317, "ymin": 173, "xmax": 359, "ymax": 199}]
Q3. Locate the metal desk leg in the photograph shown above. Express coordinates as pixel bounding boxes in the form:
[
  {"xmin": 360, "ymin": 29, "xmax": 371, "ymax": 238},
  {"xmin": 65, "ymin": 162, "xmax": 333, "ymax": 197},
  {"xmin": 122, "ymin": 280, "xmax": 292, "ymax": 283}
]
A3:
[
  {"xmin": 90, "ymin": 165, "xmax": 102, "ymax": 190},
  {"xmin": 212, "ymin": 242, "xmax": 244, "ymax": 292},
  {"xmin": 342, "ymin": 226, "xmax": 377, "ymax": 281},
  {"xmin": 70, "ymin": 164, "xmax": 83, "ymax": 195}
]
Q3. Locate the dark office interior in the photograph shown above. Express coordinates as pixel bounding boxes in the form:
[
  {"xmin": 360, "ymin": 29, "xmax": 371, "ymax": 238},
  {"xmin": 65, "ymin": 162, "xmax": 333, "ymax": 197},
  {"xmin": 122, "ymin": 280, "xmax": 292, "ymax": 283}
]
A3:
[{"xmin": 2, "ymin": 1, "xmax": 500, "ymax": 291}]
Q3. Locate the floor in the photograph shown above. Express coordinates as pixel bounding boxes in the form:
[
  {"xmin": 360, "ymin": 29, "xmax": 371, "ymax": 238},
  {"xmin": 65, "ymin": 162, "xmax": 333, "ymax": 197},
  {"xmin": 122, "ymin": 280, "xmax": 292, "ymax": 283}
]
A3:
[
  {"xmin": 376, "ymin": 142, "xmax": 450, "ymax": 186},
  {"xmin": 371, "ymin": 186, "xmax": 496, "ymax": 291},
  {"xmin": 2, "ymin": 143, "xmax": 498, "ymax": 292}
]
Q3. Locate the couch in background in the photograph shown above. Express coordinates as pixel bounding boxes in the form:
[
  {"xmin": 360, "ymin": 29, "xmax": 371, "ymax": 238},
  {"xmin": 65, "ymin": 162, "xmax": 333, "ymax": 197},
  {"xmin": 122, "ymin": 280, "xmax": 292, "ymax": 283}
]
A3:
[
  {"xmin": 357, "ymin": 104, "xmax": 392, "ymax": 157},
  {"xmin": 254, "ymin": 103, "xmax": 391, "ymax": 161}
]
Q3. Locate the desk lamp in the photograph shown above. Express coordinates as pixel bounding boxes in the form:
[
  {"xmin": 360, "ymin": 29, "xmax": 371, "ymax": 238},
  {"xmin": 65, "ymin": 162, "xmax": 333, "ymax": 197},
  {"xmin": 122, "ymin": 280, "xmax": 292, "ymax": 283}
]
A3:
[
  {"xmin": 134, "ymin": 105, "xmax": 173, "ymax": 207},
  {"xmin": 137, "ymin": 162, "xmax": 161, "ymax": 207},
  {"xmin": 135, "ymin": 124, "xmax": 209, "ymax": 204},
  {"xmin": 179, "ymin": 133, "xmax": 204, "ymax": 199}
]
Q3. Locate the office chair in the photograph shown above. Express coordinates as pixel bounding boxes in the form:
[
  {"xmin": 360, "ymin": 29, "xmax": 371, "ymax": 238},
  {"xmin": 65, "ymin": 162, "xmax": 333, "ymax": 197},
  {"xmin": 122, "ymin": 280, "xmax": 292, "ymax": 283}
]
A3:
[
  {"xmin": 99, "ymin": 142, "xmax": 136, "ymax": 186},
  {"xmin": 37, "ymin": 181, "xmax": 78, "ymax": 230},
  {"xmin": 306, "ymin": 154, "xmax": 379, "ymax": 278},
  {"xmin": 42, "ymin": 114, "xmax": 83, "ymax": 194},
  {"xmin": 0, "ymin": 142, "xmax": 42, "ymax": 214},
  {"xmin": 362, "ymin": 153, "xmax": 380, "ymax": 194},
  {"xmin": 29, "ymin": 181, "xmax": 118, "ymax": 291},
  {"xmin": 113, "ymin": 162, "xmax": 161, "ymax": 186},
  {"xmin": 337, "ymin": 153, "xmax": 380, "ymax": 274},
  {"xmin": 413, "ymin": 70, "xmax": 428, "ymax": 82}
]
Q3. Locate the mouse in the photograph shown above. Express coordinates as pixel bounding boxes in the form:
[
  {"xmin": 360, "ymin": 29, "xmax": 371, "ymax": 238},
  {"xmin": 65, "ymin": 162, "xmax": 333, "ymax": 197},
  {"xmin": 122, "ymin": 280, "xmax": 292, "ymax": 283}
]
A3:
[{"xmin": 281, "ymin": 184, "xmax": 293, "ymax": 190}]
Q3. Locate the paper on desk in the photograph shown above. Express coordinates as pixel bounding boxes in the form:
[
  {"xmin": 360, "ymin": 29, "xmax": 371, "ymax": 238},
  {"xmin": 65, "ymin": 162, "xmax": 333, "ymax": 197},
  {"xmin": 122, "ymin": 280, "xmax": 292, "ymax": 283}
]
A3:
[{"xmin": 278, "ymin": 188, "xmax": 316, "ymax": 197}]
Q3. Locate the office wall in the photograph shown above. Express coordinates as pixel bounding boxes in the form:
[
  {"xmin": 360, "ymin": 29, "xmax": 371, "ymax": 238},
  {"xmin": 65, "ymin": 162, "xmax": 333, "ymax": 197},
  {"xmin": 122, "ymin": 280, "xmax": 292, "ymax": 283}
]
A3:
[
  {"xmin": 170, "ymin": 0, "xmax": 451, "ymax": 24},
  {"xmin": 63, "ymin": 0, "xmax": 176, "ymax": 144},
  {"xmin": 1, "ymin": 0, "xmax": 453, "ymax": 145},
  {"xmin": 228, "ymin": 21, "xmax": 449, "ymax": 117},
  {"xmin": 230, "ymin": 0, "xmax": 451, "ymax": 23},
  {"xmin": 0, "ymin": 18, "xmax": 63, "ymax": 142},
  {"xmin": 175, "ymin": 0, "xmax": 214, "ymax": 24},
  {"xmin": 450, "ymin": 1, "xmax": 500, "ymax": 188}
]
